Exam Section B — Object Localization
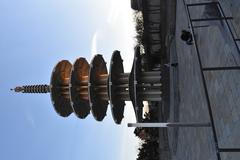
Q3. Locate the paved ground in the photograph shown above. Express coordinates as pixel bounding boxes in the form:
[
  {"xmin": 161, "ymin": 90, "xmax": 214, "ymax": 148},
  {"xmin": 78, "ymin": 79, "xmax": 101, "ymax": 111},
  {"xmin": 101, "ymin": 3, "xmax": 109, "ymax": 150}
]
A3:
[{"xmin": 167, "ymin": 0, "xmax": 240, "ymax": 160}]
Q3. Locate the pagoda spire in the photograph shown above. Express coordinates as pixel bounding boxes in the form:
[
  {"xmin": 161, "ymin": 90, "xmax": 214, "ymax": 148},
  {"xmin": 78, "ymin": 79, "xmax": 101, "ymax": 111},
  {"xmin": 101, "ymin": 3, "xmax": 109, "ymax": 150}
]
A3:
[{"xmin": 11, "ymin": 85, "xmax": 50, "ymax": 93}]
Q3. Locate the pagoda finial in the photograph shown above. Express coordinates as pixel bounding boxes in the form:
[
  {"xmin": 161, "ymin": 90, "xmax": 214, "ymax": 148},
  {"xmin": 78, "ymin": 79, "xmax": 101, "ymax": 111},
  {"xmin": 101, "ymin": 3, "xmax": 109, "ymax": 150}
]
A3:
[
  {"xmin": 11, "ymin": 85, "xmax": 50, "ymax": 93},
  {"xmin": 11, "ymin": 86, "xmax": 25, "ymax": 92}
]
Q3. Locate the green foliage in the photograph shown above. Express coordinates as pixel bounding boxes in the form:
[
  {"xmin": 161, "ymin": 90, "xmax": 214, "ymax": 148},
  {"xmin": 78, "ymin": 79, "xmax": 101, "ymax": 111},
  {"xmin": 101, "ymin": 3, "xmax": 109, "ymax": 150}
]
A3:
[
  {"xmin": 133, "ymin": 11, "xmax": 144, "ymax": 47},
  {"xmin": 135, "ymin": 110, "xmax": 160, "ymax": 160}
]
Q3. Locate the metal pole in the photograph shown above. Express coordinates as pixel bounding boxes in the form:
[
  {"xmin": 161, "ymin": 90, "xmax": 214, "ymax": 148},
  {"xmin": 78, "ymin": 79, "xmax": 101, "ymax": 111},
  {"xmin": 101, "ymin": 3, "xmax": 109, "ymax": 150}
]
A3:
[
  {"xmin": 218, "ymin": 148, "xmax": 240, "ymax": 152},
  {"xmin": 203, "ymin": 66, "xmax": 240, "ymax": 71},
  {"xmin": 186, "ymin": 2, "xmax": 218, "ymax": 7},
  {"xmin": 192, "ymin": 25, "xmax": 210, "ymax": 29},
  {"xmin": 191, "ymin": 17, "xmax": 233, "ymax": 22},
  {"xmin": 128, "ymin": 122, "xmax": 211, "ymax": 128}
]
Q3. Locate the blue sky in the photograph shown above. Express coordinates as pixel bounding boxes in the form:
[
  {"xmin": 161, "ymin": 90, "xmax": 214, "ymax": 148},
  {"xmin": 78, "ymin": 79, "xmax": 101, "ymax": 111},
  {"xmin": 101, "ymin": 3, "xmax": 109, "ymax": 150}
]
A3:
[{"xmin": 0, "ymin": 0, "xmax": 139, "ymax": 160}]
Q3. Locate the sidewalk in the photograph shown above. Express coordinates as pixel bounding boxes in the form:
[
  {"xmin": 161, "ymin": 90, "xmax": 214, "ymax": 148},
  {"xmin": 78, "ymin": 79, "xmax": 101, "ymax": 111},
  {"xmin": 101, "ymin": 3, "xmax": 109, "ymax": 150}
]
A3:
[{"xmin": 167, "ymin": 0, "xmax": 240, "ymax": 160}]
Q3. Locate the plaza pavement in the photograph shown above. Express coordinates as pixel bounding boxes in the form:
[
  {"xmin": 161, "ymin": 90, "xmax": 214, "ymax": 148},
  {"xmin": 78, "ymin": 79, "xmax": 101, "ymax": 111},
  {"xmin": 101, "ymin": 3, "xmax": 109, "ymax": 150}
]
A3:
[{"xmin": 166, "ymin": 0, "xmax": 240, "ymax": 160}]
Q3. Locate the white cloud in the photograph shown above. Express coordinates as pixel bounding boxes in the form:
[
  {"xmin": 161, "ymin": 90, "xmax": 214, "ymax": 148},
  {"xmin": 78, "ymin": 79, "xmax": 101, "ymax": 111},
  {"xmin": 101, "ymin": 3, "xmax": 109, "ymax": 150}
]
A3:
[
  {"xmin": 107, "ymin": 1, "xmax": 121, "ymax": 24},
  {"xmin": 91, "ymin": 31, "xmax": 99, "ymax": 58},
  {"xmin": 90, "ymin": 1, "xmax": 139, "ymax": 159},
  {"xmin": 106, "ymin": 1, "xmax": 140, "ymax": 159}
]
